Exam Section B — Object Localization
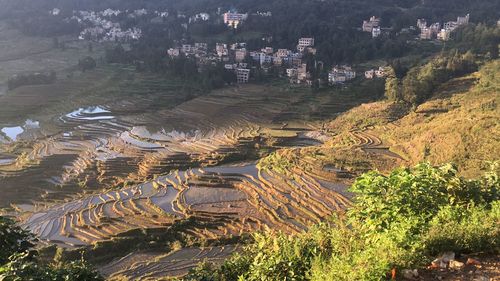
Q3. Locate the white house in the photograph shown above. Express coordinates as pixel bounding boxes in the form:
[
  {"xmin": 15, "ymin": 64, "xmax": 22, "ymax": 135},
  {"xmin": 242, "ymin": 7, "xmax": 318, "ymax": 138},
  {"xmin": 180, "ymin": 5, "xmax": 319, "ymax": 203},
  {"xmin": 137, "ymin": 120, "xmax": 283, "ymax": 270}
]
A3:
[
  {"xmin": 298, "ymin": 38, "xmax": 315, "ymax": 47},
  {"xmin": 223, "ymin": 11, "xmax": 248, "ymax": 28},
  {"xmin": 363, "ymin": 16, "xmax": 381, "ymax": 32}
]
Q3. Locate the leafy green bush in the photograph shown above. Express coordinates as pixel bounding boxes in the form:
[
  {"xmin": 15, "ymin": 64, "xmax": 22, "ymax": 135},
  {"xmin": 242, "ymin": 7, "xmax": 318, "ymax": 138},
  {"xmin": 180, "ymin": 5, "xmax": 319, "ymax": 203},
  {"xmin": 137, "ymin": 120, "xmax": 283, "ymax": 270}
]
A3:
[
  {"xmin": 0, "ymin": 216, "xmax": 104, "ymax": 281},
  {"xmin": 0, "ymin": 217, "xmax": 34, "ymax": 265},
  {"xmin": 183, "ymin": 163, "xmax": 499, "ymax": 281},
  {"xmin": 423, "ymin": 202, "xmax": 500, "ymax": 255},
  {"xmin": 0, "ymin": 252, "xmax": 104, "ymax": 281}
]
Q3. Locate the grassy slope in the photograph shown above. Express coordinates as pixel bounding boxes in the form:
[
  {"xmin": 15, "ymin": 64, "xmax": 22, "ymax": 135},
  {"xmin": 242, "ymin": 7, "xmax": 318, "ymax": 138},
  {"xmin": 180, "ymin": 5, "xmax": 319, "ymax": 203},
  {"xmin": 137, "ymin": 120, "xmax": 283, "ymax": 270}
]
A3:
[
  {"xmin": 380, "ymin": 61, "xmax": 500, "ymax": 177},
  {"xmin": 323, "ymin": 59, "xmax": 499, "ymax": 178}
]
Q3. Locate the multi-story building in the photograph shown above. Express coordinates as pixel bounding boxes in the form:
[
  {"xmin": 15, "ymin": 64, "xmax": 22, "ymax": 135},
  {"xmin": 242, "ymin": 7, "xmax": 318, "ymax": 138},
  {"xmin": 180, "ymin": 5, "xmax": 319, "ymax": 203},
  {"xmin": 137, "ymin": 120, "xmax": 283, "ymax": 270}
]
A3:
[
  {"xmin": 437, "ymin": 28, "xmax": 452, "ymax": 41},
  {"xmin": 261, "ymin": 47, "xmax": 274, "ymax": 55},
  {"xmin": 216, "ymin": 43, "xmax": 228, "ymax": 57},
  {"xmin": 372, "ymin": 26, "xmax": 382, "ymax": 38},
  {"xmin": 276, "ymin": 49, "xmax": 291, "ymax": 58},
  {"xmin": 456, "ymin": 14, "xmax": 470, "ymax": 25},
  {"xmin": 235, "ymin": 49, "xmax": 248, "ymax": 62},
  {"xmin": 273, "ymin": 56, "xmax": 284, "ymax": 66},
  {"xmin": 194, "ymin": 43, "xmax": 208, "ymax": 50},
  {"xmin": 329, "ymin": 65, "xmax": 356, "ymax": 84},
  {"xmin": 297, "ymin": 63, "xmax": 309, "ymax": 82},
  {"xmin": 329, "ymin": 72, "xmax": 346, "ymax": 84},
  {"xmin": 223, "ymin": 11, "xmax": 248, "ymax": 28},
  {"xmin": 286, "ymin": 68, "xmax": 298, "ymax": 78},
  {"xmin": 444, "ymin": 21, "xmax": 458, "ymax": 31},
  {"xmin": 182, "ymin": 44, "xmax": 195, "ymax": 55},
  {"xmin": 417, "ymin": 19, "xmax": 427, "ymax": 30},
  {"xmin": 362, "ymin": 16, "xmax": 381, "ymax": 32},
  {"xmin": 167, "ymin": 48, "xmax": 181, "ymax": 57},
  {"xmin": 420, "ymin": 27, "xmax": 432, "ymax": 40},
  {"xmin": 333, "ymin": 66, "xmax": 356, "ymax": 79},
  {"xmin": 236, "ymin": 68, "xmax": 250, "ymax": 83},
  {"xmin": 298, "ymin": 38, "xmax": 315, "ymax": 47},
  {"xmin": 259, "ymin": 53, "xmax": 273, "ymax": 65},
  {"xmin": 230, "ymin": 42, "xmax": 247, "ymax": 50},
  {"xmin": 365, "ymin": 69, "xmax": 375, "ymax": 79}
]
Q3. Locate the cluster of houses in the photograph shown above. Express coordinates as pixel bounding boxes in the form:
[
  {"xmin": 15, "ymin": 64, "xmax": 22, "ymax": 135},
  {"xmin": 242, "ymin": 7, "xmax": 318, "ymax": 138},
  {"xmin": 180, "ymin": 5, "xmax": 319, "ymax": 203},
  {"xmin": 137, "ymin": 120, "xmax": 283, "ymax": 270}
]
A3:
[
  {"xmin": 51, "ymin": 5, "xmax": 478, "ymax": 87},
  {"xmin": 65, "ymin": 9, "xmax": 149, "ymax": 42},
  {"xmin": 189, "ymin": 13, "xmax": 210, "ymax": 23},
  {"xmin": 364, "ymin": 67, "xmax": 388, "ymax": 79},
  {"xmin": 166, "ymin": 35, "xmax": 394, "ymax": 86},
  {"xmin": 223, "ymin": 11, "xmax": 248, "ymax": 28},
  {"xmin": 418, "ymin": 14, "xmax": 470, "ymax": 41},
  {"xmin": 362, "ymin": 16, "xmax": 382, "ymax": 38},
  {"xmin": 362, "ymin": 13, "xmax": 472, "ymax": 41},
  {"xmin": 167, "ymin": 38, "xmax": 318, "ymax": 84},
  {"xmin": 328, "ymin": 66, "xmax": 357, "ymax": 85}
]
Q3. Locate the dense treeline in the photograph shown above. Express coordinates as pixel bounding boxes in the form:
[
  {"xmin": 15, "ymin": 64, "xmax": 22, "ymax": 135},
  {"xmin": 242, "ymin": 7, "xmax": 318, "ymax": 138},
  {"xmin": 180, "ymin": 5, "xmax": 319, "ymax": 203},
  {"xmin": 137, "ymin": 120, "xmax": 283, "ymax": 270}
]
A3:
[
  {"xmin": 383, "ymin": 24, "xmax": 500, "ymax": 106},
  {"xmin": 183, "ymin": 163, "xmax": 499, "ymax": 281},
  {"xmin": 385, "ymin": 51, "xmax": 477, "ymax": 105},
  {"xmin": 451, "ymin": 24, "xmax": 500, "ymax": 58}
]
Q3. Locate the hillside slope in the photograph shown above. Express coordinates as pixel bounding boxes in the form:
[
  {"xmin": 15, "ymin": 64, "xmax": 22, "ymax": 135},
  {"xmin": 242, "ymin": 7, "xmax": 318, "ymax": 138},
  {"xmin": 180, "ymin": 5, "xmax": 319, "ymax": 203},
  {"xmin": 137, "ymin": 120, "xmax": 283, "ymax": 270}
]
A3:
[{"xmin": 325, "ymin": 59, "xmax": 499, "ymax": 178}]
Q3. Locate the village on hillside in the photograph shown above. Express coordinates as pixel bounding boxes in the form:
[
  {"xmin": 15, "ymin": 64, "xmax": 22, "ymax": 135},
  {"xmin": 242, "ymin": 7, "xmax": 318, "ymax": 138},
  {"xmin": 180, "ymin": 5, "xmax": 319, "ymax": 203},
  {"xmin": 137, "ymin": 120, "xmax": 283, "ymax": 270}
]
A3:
[{"xmin": 63, "ymin": 7, "xmax": 474, "ymax": 87}]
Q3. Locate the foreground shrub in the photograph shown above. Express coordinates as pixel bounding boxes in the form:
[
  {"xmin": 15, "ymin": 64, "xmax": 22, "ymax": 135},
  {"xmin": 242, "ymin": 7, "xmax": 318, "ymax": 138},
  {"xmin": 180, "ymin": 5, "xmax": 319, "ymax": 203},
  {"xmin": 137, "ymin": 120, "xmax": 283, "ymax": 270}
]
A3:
[
  {"xmin": 0, "ymin": 216, "xmax": 103, "ymax": 281},
  {"xmin": 423, "ymin": 202, "xmax": 500, "ymax": 255},
  {"xmin": 0, "ymin": 252, "xmax": 104, "ymax": 281},
  {"xmin": 0, "ymin": 217, "xmax": 34, "ymax": 265}
]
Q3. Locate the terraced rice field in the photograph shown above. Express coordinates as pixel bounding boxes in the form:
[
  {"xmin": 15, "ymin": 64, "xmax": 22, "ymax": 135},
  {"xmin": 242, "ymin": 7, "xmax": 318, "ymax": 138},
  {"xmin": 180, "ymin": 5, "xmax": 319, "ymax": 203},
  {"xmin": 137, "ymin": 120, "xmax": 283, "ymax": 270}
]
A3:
[
  {"xmin": 23, "ymin": 161, "xmax": 350, "ymax": 244},
  {"xmin": 0, "ymin": 39, "xmax": 383, "ymax": 277},
  {"xmin": 103, "ymin": 245, "xmax": 240, "ymax": 280}
]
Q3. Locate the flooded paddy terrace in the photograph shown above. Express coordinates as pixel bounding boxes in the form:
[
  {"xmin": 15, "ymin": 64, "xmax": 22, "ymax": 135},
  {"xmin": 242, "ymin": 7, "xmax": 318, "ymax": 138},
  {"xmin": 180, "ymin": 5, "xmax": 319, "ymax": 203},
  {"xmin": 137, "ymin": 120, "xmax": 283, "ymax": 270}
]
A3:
[{"xmin": 0, "ymin": 70, "xmax": 373, "ymax": 278}]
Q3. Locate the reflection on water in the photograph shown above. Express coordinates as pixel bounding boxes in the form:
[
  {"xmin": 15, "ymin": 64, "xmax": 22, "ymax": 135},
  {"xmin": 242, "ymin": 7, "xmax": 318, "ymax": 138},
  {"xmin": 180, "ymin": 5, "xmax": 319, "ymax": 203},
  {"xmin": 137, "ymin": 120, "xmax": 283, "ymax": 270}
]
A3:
[
  {"xmin": 0, "ymin": 119, "xmax": 41, "ymax": 141},
  {"xmin": 0, "ymin": 158, "xmax": 15, "ymax": 165},
  {"xmin": 1, "ymin": 126, "xmax": 24, "ymax": 141},
  {"xmin": 65, "ymin": 106, "xmax": 115, "ymax": 121}
]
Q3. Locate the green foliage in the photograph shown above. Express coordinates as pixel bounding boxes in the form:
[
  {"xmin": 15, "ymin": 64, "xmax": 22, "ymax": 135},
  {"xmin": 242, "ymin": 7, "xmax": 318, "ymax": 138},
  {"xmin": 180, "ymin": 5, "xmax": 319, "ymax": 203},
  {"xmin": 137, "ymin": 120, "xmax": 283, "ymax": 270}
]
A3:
[
  {"xmin": 349, "ymin": 163, "xmax": 497, "ymax": 236},
  {"xmin": 423, "ymin": 202, "xmax": 500, "ymax": 255},
  {"xmin": 0, "ymin": 216, "xmax": 103, "ymax": 281},
  {"xmin": 451, "ymin": 24, "xmax": 500, "ymax": 58},
  {"xmin": 384, "ymin": 67, "xmax": 400, "ymax": 101},
  {"xmin": 0, "ymin": 216, "xmax": 34, "ymax": 265},
  {"xmin": 0, "ymin": 253, "xmax": 104, "ymax": 281},
  {"xmin": 477, "ymin": 59, "xmax": 500, "ymax": 91},
  {"xmin": 398, "ymin": 51, "xmax": 478, "ymax": 105},
  {"xmin": 184, "ymin": 163, "xmax": 499, "ymax": 281}
]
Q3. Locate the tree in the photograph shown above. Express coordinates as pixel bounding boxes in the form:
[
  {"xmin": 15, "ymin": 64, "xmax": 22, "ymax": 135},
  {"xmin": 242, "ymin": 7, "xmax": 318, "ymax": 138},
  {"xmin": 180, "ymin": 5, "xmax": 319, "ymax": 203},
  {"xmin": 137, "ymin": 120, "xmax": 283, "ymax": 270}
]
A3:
[
  {"xmin": 384, "ymin": 67, "xmax": 400, "ymax": 101},
  {"xmin": 0, "ymin": 217, "xmax": 34, "ymax": 265},
  {"xmin": 0, "ymin": 216, "xmax": 103, "ymax": 281}
]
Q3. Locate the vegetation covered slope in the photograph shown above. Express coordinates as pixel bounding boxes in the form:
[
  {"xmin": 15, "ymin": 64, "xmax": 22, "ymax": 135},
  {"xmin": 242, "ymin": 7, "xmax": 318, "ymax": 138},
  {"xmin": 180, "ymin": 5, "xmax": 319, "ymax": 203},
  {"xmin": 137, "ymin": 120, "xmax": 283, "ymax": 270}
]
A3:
[
  {"xmin": 381, "ymin": 59, "xmax": 500, "ymax": 177},
  {"xmin": 325, "ymin": 59, "xmax": 500, "ymax": 178},
  {"xmin": 0, "ymin": 217, "xmax": 103, "ymax": 281},
  {"xmin": 184, "ymin": 163, "xmax": 499, "ymax": 281}
]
